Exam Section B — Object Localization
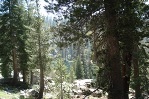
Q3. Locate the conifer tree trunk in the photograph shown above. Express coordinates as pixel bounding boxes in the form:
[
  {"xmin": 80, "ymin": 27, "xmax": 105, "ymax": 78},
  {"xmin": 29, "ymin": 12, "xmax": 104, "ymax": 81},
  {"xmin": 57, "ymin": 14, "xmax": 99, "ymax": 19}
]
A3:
[
  {"xmin": 132, "ymin": 43, "xmax": 141, "ymax": 99},
  {"xmin": 93, "ymin": 31, "xmax": 97, "ymax": 63},
  {"xmin": 104, "ymin": 0, "xmax": 123, "ymax": 99},
  {"xmin": 30, "ymin": 70, "xmax": 33, "ymax": 84},
  {"xmin": 12, "ymin": 48, "xmax": 18, "ymax": 84},
  {"xmin": 38, "ymin": 46, "xmax": 44, "ymax": 99},
  {"xmin": 77, "ymin": 41, "xmax": 80, "ymax": 57},
  {"xmin": 70, "ymin": 44, "xmax": 73, "ymax": 60},
  {"xmin": 22, "ymin": 70, "xmax": 26, "ymax": 83},
  {"xmin": 37, "ymin": 22, "xmax": 44, "ymax": 99},
  {"xmin": 35, "ymin": 0, "xmax": 44, "ymax": 98},
  {"xmin": 60, "ymin": 80, "xmax": 63, "ymax": 99},
  {"xmin": 11, "ymin": 20, "xmax": 18, "ymax": 85},
  {"xmin": 10, "ymin": 0, "xmax": 18, "ymax": 84},
  {"xmin": 105, "ymin": 35, "xmax": 123, "ymax": 99},
  {"xmin": 122, "ymin": 50, "xmax": 132, "ymax": 99},
  {"xmin": 122, "ymin": 0, "xmax": 134, "ymax": 98},
  {"xmin": 81, "ymin": 46, "xmax": 87, "ymax": 78},
  {"xmin": 60, "ymin": 60, "xmax": 63, "ymax": 99}
]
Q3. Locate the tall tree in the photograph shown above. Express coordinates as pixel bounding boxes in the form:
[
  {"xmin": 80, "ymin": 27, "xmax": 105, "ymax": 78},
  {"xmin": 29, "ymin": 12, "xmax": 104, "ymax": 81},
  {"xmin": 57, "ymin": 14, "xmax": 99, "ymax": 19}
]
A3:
[
  {"xmin": 45, "ymin": 0, "xmax": 149, "ymax": 98},
  {"xmin": 104, "ymin": 0, "xmax": 124, "ymax": 98},
  {"xmin": 0, "ymin": 0, "xmax": 28, "ymax": 84},
  {"xmin": 35, "ymin": 0, "xmax": 44, "ymax": 98},
  {"xmin": 132, "ymin": 43, "xmax": 141, "ymax": 98},
  {"xmin": 24, "ymin": 0, "xmax": 37, "ymax": 84},
  {"xmin": 118, "ymin": 1, "xmax": 148, "ymax": 98},
  {"xmin": 75, "ymin": 56, "xmax": 83, "ymax": 79},
  {"xmin": 17, "ymin": 0, "xmax": 29, "ymax": 83}
]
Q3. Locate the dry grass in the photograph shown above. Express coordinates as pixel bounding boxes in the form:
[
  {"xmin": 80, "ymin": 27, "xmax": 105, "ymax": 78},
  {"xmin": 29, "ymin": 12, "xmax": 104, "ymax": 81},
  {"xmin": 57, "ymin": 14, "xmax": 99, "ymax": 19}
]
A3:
[{"xmin": 0, "ymin": 90, "xmax": 19, "ymax": 99}]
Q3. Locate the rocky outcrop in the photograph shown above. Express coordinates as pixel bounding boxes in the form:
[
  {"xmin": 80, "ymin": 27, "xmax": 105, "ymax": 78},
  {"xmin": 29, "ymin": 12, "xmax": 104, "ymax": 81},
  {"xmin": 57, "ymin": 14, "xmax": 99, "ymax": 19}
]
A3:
[{"xmin": 72, "ymin": 79, "xmax": 104, "ymax": 98}]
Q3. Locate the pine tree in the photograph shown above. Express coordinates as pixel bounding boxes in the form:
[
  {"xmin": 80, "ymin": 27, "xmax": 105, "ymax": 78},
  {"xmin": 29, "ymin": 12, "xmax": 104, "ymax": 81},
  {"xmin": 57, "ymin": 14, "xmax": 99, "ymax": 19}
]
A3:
[
  {"xmin": 75, "ymin": 57, "xmax": 83, "ymax": 79},
  {"xmin": 35, "ymin": 0, "xmax": 44, "ymax": 98},
  {"xmin": 24, "ymin": 0, "xmax": 37, "ymax": 84},
  {"xmin": 0, "ymin": 0, "xmax": 28, "ymax": 84},
  {"xmin": 45, "ymin": 0, "xmax": 149, "ymax": 98}
]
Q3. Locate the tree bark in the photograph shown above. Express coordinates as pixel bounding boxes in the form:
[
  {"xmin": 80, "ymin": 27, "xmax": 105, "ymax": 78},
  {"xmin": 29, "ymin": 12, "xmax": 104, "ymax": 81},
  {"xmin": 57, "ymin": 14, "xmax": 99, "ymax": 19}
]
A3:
[
  {"xmin": 12, "ymin": 48, "xmax": 18, "ymax": 84},
  {"xmin": 38, "ymin": 59, "xmax": 44, "ymax": 99},
  {"xmin": 106, "ymin": 35, "xmax": 124, "ymax": 99},
  {"xmin": 60, "ymin": 62, "xmax": 63, "ymax": 99},
  {"xmin": 77, "ymin": 41, "xmax": 81, "ymax": 57},
  {"xmin": 22, "ymin": 70, "xmax": 26, "ymax": 83},
  {"xmin": 104, "ymin": 0, "xmax": 124, "ymax": 99},
  {"xmin": 37, "ymin": 29, "xmax": 44, "ymax": 99},
  {"xmin": 93, "ymin": 30, "xmax": 98, "ymax": 63},
  {"xmin": 35, "ymin": 0, "xmax": 44, "ymax": 98},
  {"xmin": 10, "ymin": 0, "xmax": 18, "ymax": 85},
  {"xmin": 121, "ymin": 1, "xmax": 134, "ymax": 98},
  {"xmin": 132, "ymin": 43, "xmax": 141, "ymax": 99},
  {"xmin": 37, "ymin": 21, "xmax": 44, "ymax": 99},
  {"xmin": 122, "ymin": 50, "xmax": 132, "ymax": 99},
  {"xmin": 30, "ymin": 70, "xmax": 33, "ymax": 84}
]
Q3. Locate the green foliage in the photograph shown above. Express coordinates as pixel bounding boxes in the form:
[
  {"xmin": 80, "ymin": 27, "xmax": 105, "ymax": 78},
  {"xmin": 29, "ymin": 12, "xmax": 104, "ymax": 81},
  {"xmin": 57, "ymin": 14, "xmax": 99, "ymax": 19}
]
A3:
[
  {"xmin": 68, "ymin": 61, "xmax": 76, "ymax": 83},
  {"xmin": 0, "ymin": 0, "xmax": 29, "ymax": 79},
  {"xmin": 96, "ymin": 66, "xmax": 109, "ymax": 93},
  {"xmin": 50, "ymin": 57, "xmax": 71, "ymax": 99},
  {"xmin": 0, "ymin": 0, "xmax": 149, "ymax": 98},
  {"xmin": 75, "ymin": 57, "xmax": 83, "ymax": 79},
  {"xmin": 89, "ymin": 61, "xmax": 99, "ymax": 79},
  {"xmin": 45, "ymin": 0, "xmax": 149, "ymax": 93},
  {"xmin": 53, "ymin": 58, "xmax": 67, "ymax": 82},
  {"xmin": 0, "ymin": 58, "xmax": 12, "ymax": 78},
  {"xmin": 130, "ymin": 46, "xmax": 149, "ymax": 94}
]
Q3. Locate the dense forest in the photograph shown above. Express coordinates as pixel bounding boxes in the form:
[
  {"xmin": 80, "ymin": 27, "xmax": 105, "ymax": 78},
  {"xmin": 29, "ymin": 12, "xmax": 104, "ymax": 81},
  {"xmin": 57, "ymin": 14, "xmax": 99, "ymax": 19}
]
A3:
[{"xmin": 0, "ymin": 0, "xmax": 149, "ymax": 99}]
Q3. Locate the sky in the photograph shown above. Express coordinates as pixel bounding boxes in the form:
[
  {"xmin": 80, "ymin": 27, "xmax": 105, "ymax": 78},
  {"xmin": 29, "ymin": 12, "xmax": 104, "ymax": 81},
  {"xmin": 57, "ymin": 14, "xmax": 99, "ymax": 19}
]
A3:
[
  {"xmin": 39, "ymin": 0, "xmax": 50, "ymax": 16},
  {"xmin": 39, "ymin": 0, "xmax": 48, "ymax": 16}
]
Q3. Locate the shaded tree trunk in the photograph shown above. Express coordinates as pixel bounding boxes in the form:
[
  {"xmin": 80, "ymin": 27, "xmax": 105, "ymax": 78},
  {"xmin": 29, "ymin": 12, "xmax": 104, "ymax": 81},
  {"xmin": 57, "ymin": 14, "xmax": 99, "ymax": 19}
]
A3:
[
  {"xmin": 121, "ymin": 1, "xmax": 134, "ymax": 98},
  {"xmin": 37, "ymin": 21, "xmax": 44, "ymax": 99},
  {"xmin": 12, "ymin": 48, "xmax": 18, "ymax": 84},
  {"xmin": 37, "ymin": 27, "xmax": 44, "ymax": 99},
  {"xmin": 38, "ymin": 58, "xmax": 44, "ymax": 99},
  {"xmin": 35, "ymin": 0, "xmax": 44, "ymax": 98},
  {"xmin": 22, "ymin": 70, "xmax": 26, "ymax": 83},
  {"xmin": 70, "ymin": 44, "xmax": 73, "ymax": 60},
  {"xmin": 60, "ymin": 81, "xmax": 63, "ymax": 99},
  {"xmin": 30, "ymin": 70, "xmax": 33, "ymax": 84},
  {"xmin": 81, "ymin": 46, "xmax": 87, "ymax": 78},
  {"xmin": 60, "ymin": 61, "xmax": 63, "ymax": 99},
  {"xmin": 104, "ymin": 0, "xmax": 123, "ymax": 99},
  {"xmin": 93, "ymin": 30, "xmax": 98, "ymax": 63},
  {"xmin": 122, "ymin": 50, "xmax": 132, "ymax": 99},
  {"xmin": 10, "ymin": 0, "xmax": 18, "ymax": 84},
  {"xmin": 77, "ymin": 41, "xmax": 81, "ymax": 57},
  {"xmin": 106, "ymin": 35, "xmax": 124, "ymax": 99},
  {"xmin": 132, "ymin": 43, "xmax": 141, "ymax": 99}
]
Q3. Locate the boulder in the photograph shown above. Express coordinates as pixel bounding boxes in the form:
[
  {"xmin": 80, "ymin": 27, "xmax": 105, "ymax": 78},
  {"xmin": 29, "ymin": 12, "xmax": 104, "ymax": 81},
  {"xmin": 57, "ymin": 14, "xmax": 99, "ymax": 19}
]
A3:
[
  {"xmin": 28, "ymin": 89, "xmax": 39, "ymax": 98},
  {"xmin": 91, "ymin": 91, "xmax": 102, "ymax": 97}
]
